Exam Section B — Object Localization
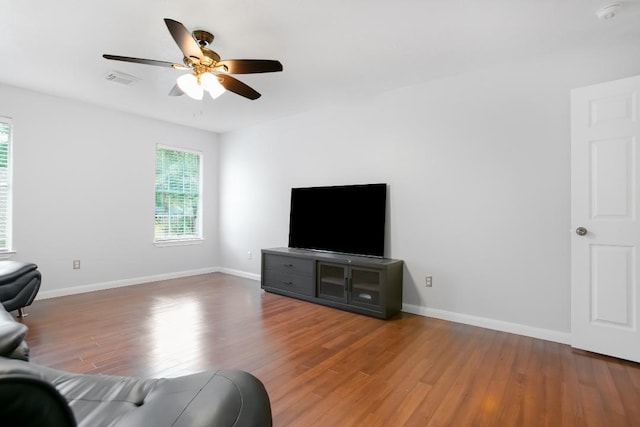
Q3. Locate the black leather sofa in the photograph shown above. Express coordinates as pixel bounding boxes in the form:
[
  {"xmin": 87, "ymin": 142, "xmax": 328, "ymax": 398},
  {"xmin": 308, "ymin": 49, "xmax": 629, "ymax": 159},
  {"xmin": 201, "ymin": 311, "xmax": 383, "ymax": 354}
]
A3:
[{"xmin": 0, "ymin": 303, "xmax": 272, "ymax": 426}]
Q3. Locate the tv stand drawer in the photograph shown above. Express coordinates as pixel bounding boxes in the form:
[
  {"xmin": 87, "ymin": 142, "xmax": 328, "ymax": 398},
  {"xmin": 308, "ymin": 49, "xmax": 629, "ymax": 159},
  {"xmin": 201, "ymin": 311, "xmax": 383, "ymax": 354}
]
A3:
[
  {"xmin": 263, "ymin": 270, "xmax": 314, "ymax": 296},
  {"xmin": 264, "ymin": 254, "xmax": 313, "ymax": 276}
]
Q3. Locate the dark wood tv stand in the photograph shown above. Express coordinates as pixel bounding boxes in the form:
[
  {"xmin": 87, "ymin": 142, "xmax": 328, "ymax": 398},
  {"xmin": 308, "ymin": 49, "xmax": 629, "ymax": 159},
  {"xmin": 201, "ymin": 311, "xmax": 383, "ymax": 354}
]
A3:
[{"xmin": 261, "ymin": 247, "xmax": 403, "ymax": 319}]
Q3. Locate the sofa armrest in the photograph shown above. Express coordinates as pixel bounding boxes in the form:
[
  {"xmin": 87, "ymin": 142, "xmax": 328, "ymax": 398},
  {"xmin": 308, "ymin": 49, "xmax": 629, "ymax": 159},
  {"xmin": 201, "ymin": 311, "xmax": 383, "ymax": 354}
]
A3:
[
  {"xmin": 0, "ymin": 373, "xmax": 77, "ymax": 427},
  {"xmin": 0, "ymin": 322, "xmax": 29, "ymax": 361}
]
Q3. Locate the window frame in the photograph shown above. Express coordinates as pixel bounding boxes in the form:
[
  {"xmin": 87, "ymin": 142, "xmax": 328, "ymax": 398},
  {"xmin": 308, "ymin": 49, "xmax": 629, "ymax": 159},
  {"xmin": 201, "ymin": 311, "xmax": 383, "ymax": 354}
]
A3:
[
  {"xmin": 0, "ymin": 117, "xmax": 13, "ymax": 256},
  {"xmin": 154, "ymin": 144, "xmax": 204, "ymax": 245}
]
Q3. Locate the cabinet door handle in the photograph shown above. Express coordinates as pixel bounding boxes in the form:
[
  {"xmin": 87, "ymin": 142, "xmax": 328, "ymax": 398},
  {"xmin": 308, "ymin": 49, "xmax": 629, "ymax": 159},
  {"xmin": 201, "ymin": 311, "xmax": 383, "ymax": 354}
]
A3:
[
  {"xmin": 282, "ymin": 263, "xmax": 294, "ymax": 268},
  {"xmin": 281, "ymin": 280, "xmax": 293, "ymax": 285}
]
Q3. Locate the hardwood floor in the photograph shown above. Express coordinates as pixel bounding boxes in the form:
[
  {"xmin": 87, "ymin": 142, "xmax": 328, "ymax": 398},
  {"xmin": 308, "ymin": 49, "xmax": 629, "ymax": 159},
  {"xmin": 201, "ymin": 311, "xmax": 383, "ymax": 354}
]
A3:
[{"xmin": 15, "ymin": 273, "xmax": 640, "ymax": 426}]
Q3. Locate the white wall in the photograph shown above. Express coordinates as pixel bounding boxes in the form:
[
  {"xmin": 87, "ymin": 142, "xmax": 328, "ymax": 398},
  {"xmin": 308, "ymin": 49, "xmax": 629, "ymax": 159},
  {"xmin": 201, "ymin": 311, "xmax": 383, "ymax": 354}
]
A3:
[
  {"xmin": 0, "ymin": 84, "xmax": 219, "ymax": 294},
  {"xmin": 2, "ymin": 41, "xmax": 638, "ymax": 339},
  {"xmin": 219, "ymin": 42, "xmax": 640, "ymax": 336}
]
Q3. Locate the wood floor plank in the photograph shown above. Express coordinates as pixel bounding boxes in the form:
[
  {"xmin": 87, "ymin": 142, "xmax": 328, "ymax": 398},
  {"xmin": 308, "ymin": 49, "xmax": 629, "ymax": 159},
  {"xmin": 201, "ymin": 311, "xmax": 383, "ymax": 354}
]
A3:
[{"xmin": 12, "ymin": 273, "xmax": 640, "ymax": 426}]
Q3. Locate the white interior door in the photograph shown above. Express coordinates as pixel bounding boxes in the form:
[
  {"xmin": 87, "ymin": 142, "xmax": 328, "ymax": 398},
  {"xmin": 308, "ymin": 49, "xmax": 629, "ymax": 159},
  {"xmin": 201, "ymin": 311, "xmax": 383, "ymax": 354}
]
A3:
[{"xmin": 571, "ymin": 75, "xmax": 640, "ymax": 363}]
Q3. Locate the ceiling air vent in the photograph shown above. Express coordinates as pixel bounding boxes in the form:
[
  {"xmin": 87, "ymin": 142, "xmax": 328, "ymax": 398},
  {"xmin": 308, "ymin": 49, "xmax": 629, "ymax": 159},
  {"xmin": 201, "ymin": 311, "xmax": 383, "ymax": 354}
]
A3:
[{"xmin": 104, "ymin": 70, "xmax": 140, "ymax": 86}]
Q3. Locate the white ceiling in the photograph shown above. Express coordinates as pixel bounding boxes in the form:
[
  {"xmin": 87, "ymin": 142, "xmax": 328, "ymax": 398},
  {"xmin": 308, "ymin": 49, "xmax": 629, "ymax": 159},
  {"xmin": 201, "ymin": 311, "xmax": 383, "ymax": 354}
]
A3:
[{"xmin": 1, "ymin": 0, "xmax": 639, "ymax": 133}]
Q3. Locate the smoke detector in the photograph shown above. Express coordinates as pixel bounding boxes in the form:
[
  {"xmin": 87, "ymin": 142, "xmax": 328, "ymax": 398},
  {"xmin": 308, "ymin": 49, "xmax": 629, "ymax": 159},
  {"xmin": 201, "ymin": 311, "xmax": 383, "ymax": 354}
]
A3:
[
  {"xmin": 104, "ymin": 70, "xmax": 140, "ymax": 86},
  {"xmin": 596, "ymin": 4, "xmax": 622, "ymax": 20}
]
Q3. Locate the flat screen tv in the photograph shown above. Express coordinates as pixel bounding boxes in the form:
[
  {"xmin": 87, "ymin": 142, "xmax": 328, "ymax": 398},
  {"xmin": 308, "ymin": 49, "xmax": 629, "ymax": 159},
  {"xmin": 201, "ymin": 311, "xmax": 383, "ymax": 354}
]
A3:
[{"xmin": 288, "ymin": 183, "xmax": 387, "ymax": 257}]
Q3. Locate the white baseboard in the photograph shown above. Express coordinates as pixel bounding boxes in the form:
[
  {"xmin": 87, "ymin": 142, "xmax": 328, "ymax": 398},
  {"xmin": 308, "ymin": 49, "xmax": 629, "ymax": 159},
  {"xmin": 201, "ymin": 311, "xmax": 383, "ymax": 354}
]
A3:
[
  {"xmin": 37, "ymin": 267, "xmax": 221, "ymax": 300},
  {"xmin": 222, "ymin": 269, "xmax": 569, "ymax": 346},
  {"xmin": 223, "ymin": 269, "xmax": 569, "ymax": 345},
  {"xmin": 402, "ymin": 303, "xmax": 571, "ymax": 345},
  {"xmin": 216, "ymin": 267, "xmax": 260, "ymax": 282}
]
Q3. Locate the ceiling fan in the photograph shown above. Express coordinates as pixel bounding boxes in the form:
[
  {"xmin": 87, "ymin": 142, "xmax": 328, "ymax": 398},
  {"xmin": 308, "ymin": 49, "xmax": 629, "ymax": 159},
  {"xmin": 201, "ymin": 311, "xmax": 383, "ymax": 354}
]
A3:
[{"xmin": 103, "ymin": 18, "xmax": 283, "ymax": 101}]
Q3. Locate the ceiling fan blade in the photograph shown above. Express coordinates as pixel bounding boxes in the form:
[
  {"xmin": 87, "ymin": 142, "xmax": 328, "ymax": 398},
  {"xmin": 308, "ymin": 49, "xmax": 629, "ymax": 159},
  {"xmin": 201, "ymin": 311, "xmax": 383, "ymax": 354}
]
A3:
[
  {"xmin": 164, "ymin": 18, "xmax": 203, "ymax": 60},
  {"xmin": 168, "ymin": 84, "xmax": 184, "ymax": 96},
  {"xmin": 217, "ymin": 59, "xmax": 283, "ymax": 74},
  {"xmin": 103, "ymin": 54, "xmax": 181, "ymax": 68},
  {"xmin": 217, "ymin": 75, "xmax": 261, "ymax": 100}
]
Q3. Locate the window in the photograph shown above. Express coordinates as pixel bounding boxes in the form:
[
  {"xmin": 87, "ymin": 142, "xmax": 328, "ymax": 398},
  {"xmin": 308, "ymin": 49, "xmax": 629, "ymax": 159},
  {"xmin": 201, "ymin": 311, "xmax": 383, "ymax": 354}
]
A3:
[
  {"xmin": 154, "ymin": 145, "xmax": 203, "ymax": 242},
  {"xmin": 0, "ymin": 118, "xmax": 12, "ymax": 253}
]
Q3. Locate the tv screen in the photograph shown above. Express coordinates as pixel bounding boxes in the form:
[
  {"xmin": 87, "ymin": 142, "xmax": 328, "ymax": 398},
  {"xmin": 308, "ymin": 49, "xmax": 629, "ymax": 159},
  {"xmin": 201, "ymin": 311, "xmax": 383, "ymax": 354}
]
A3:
[{"xmin": 288, "ymin": 183, "xmax": 387, "ymax": 257}]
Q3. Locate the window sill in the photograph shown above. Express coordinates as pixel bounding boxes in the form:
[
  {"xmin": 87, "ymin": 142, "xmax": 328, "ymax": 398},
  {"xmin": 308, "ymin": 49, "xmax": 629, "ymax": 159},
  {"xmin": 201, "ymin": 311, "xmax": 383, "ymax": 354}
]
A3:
[
  {"xmin": 0, "ymin": 251, "xmax": 16, "ymax": 260},
  {"xmin": 154, "ymin": 239, "xmax": 204, "ymax": 248}
]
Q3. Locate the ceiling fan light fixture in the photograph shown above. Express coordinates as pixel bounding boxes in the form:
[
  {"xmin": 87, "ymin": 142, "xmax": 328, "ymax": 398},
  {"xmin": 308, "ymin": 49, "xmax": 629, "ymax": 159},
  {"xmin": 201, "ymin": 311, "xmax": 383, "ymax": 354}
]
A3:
[
  {"xmin": 201, "ymin": 73, "xmax": 226, "ymax": 99},
  {"xmin": 176, "ymin": 73, "xmax": 204, "ymax": 100}
]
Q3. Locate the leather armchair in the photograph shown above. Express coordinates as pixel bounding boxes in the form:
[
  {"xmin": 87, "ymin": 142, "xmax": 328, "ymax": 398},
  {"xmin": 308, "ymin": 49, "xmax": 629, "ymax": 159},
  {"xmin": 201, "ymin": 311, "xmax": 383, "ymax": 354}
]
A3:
[{"xmin": 0, "ymin": 261, "xmax": 41, "ymax": 316}]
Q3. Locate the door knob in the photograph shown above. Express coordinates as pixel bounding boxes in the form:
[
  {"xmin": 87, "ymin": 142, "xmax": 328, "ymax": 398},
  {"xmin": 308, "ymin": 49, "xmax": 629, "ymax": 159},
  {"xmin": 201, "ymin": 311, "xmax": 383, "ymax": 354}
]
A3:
[{"xmin": 576, "ymin": 227, "xmax": 588, "ymax": 236}]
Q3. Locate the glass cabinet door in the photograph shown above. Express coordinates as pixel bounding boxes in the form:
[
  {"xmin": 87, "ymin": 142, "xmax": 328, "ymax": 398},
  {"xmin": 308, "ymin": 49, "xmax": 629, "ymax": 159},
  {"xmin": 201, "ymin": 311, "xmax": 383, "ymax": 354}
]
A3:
[
  {"xmin": 349, "ymin": 267, "xmax": 382, "ymax": 308},
  {"xmin": 317, "ymin": 263, "xmax": 347, "ymax": 302}
]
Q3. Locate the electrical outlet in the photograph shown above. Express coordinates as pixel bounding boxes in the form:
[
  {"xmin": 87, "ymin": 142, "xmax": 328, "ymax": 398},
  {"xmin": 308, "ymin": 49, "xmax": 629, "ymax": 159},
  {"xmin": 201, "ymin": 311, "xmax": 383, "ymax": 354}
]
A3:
[
  {"xmin": 73, "ymin": 260, "xmax": 81, "ymax": 270},
  {"xmin": 247, "ymin": 251, "xmax": 252, "ymax": 260},
  {"xmin": 425, "ymin": 275, "xmax": 433, "ymax": 287}
]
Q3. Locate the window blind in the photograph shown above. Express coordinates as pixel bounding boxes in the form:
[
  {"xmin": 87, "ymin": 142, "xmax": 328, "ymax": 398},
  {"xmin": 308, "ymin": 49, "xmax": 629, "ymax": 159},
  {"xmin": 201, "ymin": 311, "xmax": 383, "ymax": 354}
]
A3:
[
  {"xmin": 0, "ymin": 118, "xmax": 11, "ymax": 252},
  {"xmin": 154, "ymin": 146, "xmax": 202, "ymax": 241}
]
